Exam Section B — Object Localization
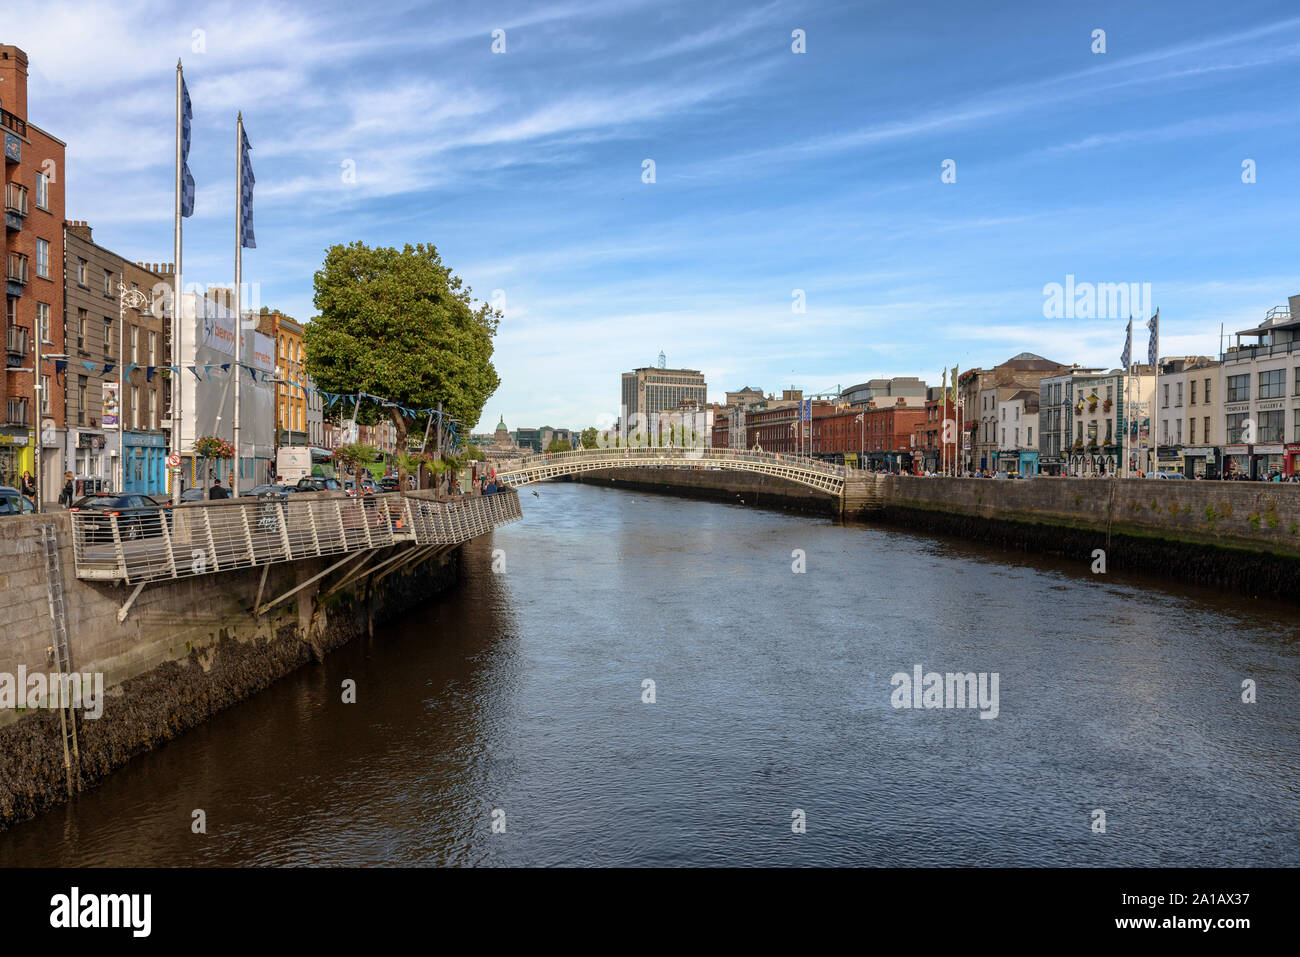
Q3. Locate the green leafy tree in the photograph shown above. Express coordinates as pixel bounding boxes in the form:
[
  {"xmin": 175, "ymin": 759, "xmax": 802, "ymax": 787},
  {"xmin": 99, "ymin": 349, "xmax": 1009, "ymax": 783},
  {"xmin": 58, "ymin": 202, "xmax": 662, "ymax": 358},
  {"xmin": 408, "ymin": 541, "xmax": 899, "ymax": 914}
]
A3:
[
  {"xmin": 304, "ymin": 242, "xmax": 501, "ymax": 488},
  {"xmin": 546, "ymin": 438, "xmax": 573, "ymax": 453},
  {"xmin": 333, "ymin": 443, "xmax": 379, "ymax": 495},
  {"xmin": 580, "ymin": 427, "xmax": 598, "ymax": 450}
]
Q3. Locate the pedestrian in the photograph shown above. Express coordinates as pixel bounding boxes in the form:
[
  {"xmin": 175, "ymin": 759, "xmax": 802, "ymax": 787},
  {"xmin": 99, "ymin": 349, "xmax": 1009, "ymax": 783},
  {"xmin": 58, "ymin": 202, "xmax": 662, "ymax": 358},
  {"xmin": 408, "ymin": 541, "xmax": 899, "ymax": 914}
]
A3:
[
  {"xmin": 58, "ymin": 471, "xmax": 75, "ymax": 508},
  {"xmin": 20, "ymin": 469, "xmax": 36, "ymax": 501},
  {"xmin": 209, "ymin": 478, "xmax": 229, "ymax": 500}
]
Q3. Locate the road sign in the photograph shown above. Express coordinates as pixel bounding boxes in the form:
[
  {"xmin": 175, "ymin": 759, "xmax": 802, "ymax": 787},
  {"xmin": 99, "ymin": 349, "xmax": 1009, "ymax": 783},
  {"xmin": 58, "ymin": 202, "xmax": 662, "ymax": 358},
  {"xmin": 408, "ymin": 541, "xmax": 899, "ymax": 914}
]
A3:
[{"xmin": 166, "ymin": 453, "xmax": 181, "ymax": 468}]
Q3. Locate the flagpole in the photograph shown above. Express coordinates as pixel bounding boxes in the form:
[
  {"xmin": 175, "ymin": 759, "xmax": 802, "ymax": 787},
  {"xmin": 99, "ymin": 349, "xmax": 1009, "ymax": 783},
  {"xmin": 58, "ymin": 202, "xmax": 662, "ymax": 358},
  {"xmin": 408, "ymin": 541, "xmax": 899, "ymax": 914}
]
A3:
[
  {"xmin": 1150, "ymin": 307, "xmax": 1159, "ymax": 478},
  {"xmin": 233, "ymin": 112, "xmax": 243, "ymax": 498},
  {"xmin": 171, "ymin": 60, "xmax": 184, "ymax": 506}
]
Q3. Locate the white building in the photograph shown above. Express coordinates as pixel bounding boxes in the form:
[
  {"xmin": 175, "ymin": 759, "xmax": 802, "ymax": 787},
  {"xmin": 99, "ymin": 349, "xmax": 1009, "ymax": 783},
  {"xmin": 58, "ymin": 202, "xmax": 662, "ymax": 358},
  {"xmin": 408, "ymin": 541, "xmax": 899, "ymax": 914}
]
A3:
[
  {"xmin": 1156, "ymin": 357, "xmax": 1220, "ymax": 477},
  {"xmin": 995, "ymin": 388, "xmax": 1040, "ymax": 475},
  {"xmin": 1218, "ymin": 295, "xmax": 1300, "ymax": 479}
]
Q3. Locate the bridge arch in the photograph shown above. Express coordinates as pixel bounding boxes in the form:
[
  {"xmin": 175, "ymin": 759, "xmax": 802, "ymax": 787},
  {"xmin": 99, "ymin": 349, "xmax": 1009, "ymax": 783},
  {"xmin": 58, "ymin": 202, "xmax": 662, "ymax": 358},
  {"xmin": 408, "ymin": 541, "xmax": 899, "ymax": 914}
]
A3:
[{"xmin": 493, "ymin": 447, "xmax": 846, "ymax": 496}]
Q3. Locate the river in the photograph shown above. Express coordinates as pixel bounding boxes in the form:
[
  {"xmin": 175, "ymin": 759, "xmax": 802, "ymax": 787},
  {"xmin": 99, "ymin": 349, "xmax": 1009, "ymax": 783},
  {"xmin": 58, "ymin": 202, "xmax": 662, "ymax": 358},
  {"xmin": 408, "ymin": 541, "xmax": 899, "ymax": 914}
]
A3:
[{"xmin": 2, "ymin": 482, "xmax": 1296, "ymax": 866}]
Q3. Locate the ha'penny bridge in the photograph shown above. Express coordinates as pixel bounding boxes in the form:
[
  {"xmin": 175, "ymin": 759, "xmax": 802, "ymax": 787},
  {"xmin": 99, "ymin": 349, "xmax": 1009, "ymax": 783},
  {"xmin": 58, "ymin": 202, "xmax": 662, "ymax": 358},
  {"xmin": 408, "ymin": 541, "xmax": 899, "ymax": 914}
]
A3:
[{"xmin": 67, "ymin": 449, "xmax": 883, "ymax": 618}]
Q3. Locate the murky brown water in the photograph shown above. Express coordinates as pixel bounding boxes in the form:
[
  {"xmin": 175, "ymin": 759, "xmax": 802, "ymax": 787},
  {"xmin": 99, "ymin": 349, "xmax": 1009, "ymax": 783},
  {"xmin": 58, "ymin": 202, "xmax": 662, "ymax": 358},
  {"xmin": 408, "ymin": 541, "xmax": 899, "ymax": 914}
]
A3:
[{"xmin": 2, "ymin": 482, "xmax": 1297, "ymax": 865}]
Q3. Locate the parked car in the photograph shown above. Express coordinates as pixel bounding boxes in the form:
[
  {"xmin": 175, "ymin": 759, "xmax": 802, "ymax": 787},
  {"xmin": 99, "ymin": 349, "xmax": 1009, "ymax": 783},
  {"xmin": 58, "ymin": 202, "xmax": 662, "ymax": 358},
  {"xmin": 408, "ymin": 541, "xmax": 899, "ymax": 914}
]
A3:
[
  {"xmin": 0, "ymin": 486, "xmax": 36, "ymax": 516},
  {"xmin": 343, "ymin": 478, "xmax": 376, "ymax": 496},
  {"xmin": 247, "ymin": 483, "xmax": 293, "ymax": 498},
  {"xmin": 70, "ymin": 493, "xmax": 173, "ymax": 542},
  {"xmin": 378, "ymin": 476, "xmax": 400, "ymax": 491},
  {"xmin": 1154, "ymin": 471, "xmax": 1188, "ymax": 480},
  {"xmin": 297, "ymin": 477, "xmax": 342, "ymax": 493},
  {"xmin": 180, "ymin": 487, "xmax": 208, "ymax": 502}
]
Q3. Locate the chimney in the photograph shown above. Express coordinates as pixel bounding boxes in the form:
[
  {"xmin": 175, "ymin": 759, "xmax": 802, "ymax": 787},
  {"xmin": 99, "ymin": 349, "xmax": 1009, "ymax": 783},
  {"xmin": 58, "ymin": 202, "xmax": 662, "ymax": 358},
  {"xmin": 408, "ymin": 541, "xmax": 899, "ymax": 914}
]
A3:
[{"xmin": 0, "ymin": 46, "xmax": 30, "ymax": 120}]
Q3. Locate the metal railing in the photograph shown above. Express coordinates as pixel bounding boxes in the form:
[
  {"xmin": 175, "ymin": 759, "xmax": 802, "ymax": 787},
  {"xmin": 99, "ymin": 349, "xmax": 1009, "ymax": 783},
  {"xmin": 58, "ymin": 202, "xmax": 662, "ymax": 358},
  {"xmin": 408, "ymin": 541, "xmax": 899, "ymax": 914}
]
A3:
[
  {"xmin": 495, "ymin": 446, "xmax": 847, "ymax": 494},
  {"xmin": 71, "ymin": 487, "xmax": 522, "ymax": 583},
  {"xmin": 0, "ymin": 108, "xmax": 25, "ymax": 138},
  {"xmin": 6, "ymin": 324, "xmax": 28, "ymax": 357},
  {"xmin": 4, "ymin": 182, "xmax": 27, "ymax": 217},
  {"xmin": 5, "ymin": 252, "xmax": 28, "ymax": 285}
]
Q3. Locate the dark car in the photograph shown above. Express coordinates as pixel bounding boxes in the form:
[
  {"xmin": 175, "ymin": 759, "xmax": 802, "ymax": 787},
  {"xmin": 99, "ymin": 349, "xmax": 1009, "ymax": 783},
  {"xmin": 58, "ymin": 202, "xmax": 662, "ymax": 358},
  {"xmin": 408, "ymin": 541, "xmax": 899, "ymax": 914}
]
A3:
[
  {"xmin": 70, "ymin": 493, "xmax": 173, "ymax": 542},
  {"xmin": 248, "ymin": 483, "xmax": 292, "ymax": 498},
  {"xmin": 180, "ymin": 486, "xmax": 207, "ymax": 503},
  {"xmin": 378, "ymin": 476, "xmax": 400, "ymax": 491},
  {"xmin": 0, "ymin": 485, "xmax": 36, "ymax": 516},
  {"xmin": 296, "ymin": 477, "xmax": 342, "ymax": 493}
]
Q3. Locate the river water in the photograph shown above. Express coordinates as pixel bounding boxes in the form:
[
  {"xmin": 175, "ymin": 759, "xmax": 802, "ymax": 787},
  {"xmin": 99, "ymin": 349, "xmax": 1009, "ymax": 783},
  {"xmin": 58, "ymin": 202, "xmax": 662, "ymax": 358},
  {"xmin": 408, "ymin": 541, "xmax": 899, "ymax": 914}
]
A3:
[{"xmin": 2, "ymin": 482, "xmax": 1296, "ymax": 866}]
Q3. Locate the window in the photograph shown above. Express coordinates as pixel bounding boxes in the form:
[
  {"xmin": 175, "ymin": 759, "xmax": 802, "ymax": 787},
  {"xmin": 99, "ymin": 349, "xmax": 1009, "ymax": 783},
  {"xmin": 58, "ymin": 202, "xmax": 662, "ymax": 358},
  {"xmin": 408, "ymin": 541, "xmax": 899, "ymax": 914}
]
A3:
[
  {"xmin": 37, "ymin": 302, "xmax": 50, "ymax": 343},
  {"xmin": 1204, "ymin": 416, "xmax": 1211, "ymax": 443},
  {"xmin": 77, "ymin": 258, "xmax": 87, "ymax": 286},
  {"xmin": 1176, "ymin": 382, "xmax": 1183, "ymax": 407},
  {"xmin": 1106, "ymin": 385, "xmax": 1113, "ymax": 402},
  {"xmin": 77, "ymin": 309, "xmax": 87, "ymax": 351},
  {"xmin": 1189, "ymin": 418, "xmax": 1196, "ymax": 444},
  {"xmin": 130, "ymin": 325, "xmax": 139, "ymax": 363},
  {"xmin": 76, "ymin": 375, "xmax": 87, "ymax": 426},
  {"xmin": 1027, "ymin": 426, "xmax": 1033, "ymax": 444},
  {"xmin": 1176, "ymin": 419, "xmax": 1182, "ymax": 443},
  {"xmin": 1162, "ymin": 383, "xmax": 1169, "ymax": 408},
  {"xmin": 148, "ymin": 330, "xmax": 156, "ymax": 365},
  {"xmin": 1161, "ymin": 419, "xmax": 1169, "ymax": 443},
  {"xmin": 40, "ymin": 375, "xmax": 50, "ymax": 414},
  {"xmin": 131, "ymin": 387, "xmax": 140, "ymax": 429},
  {"xmin": 1190, "ymin": 380, "xmax": 1197, "ymax": 405},
  {"xmin": 103, "ymin": 318, "xmax": 112, "ymax": 353},
  {"xmin": 35, "ymin": 171, "xmax": 49, "ymax": 210},
  {"xmin": 1257, "ymin": 410, "xmax": 1283, "ymax": 443},
  {"xmin": 1259, "ymin": 369, "xmax": 1285, "ymax": 399},
  {"xmin": 35, "ymin": 239, "xmax": 50, "ymax": 279},
  {"xmin": 1226, "ymin": 413, "xmax": 1249, "ymax": 443},
  {"xmin": 1204, "ymin": 378, "xmax": 1212, "ymax": 404},
  {"xmin": 104, "ymin": 270, "xmax": 114, "ymax": 296},
  {"xmin": 150, "ymin": 390, "xmax": 158, "ymax": 429},
  {"xmin": 1226, "ymin": 374, "xmax": 1250, "ymax": 402}
]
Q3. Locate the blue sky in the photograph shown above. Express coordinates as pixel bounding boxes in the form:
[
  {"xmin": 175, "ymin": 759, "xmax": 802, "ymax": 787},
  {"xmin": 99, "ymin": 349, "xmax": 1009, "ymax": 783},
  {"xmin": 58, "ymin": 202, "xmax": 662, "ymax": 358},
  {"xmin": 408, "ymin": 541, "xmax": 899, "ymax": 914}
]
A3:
[{"xmin": 9, "ymin": 0, "xmax": 1300, "ymax": 432}]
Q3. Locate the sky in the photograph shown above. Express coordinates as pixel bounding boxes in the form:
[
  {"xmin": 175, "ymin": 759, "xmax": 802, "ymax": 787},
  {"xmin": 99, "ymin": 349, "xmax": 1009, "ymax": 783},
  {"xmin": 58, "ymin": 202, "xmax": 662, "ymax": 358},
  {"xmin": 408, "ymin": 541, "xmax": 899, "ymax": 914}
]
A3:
[{"xmin": 7, "ymin": 0, "xmax": 1300, "ymax": 433}]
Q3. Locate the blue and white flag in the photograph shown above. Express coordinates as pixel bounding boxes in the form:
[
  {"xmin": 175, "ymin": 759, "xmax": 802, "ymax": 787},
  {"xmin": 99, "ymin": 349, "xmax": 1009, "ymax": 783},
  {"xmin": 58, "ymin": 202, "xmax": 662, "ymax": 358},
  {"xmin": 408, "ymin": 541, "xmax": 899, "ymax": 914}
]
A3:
[
  {"xmin": 1120, "ymin": 316, "xmax": 1132, "ymax": 369},
  {"xmin": 1146, "ymin": 309, "xmax": 1159, "ymax": 366},
  {"xmin": 180, "ymin": 72, "xmax": 195, "ymax": 218},
  {"xmin": 240, "ymin": 124, "xmax": 256, "ymax": 248}
]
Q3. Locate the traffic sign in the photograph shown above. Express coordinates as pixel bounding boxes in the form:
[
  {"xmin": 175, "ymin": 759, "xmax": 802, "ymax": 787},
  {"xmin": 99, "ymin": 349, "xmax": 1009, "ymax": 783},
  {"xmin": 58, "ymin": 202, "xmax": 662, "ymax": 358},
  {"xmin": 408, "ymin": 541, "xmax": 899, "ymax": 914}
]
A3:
[{"xmin": 166, "ymin": 453, "xmax": 181, "ymax": 468}]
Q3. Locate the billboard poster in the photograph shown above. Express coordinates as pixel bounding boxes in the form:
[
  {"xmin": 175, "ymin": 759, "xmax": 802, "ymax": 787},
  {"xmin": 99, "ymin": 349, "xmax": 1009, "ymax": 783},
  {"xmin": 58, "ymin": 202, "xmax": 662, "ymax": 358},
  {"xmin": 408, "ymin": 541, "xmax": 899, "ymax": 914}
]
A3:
[{"xmin": 103, "ymin": 381, "xmax": 119, "ymax": 427}]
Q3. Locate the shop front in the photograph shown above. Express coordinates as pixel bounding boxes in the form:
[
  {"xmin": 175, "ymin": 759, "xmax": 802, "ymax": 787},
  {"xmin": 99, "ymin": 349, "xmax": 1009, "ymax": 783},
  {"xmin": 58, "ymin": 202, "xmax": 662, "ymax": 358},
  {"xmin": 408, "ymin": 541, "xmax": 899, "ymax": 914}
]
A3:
[
  {"xmin": 1181, "ymin": 447, "xmax": 1219, "ymax": 479},
  {"xmin": 1156, "ymin": 448, "xmax": 1183, "ymax": 475},
  {"xmin": 1286, "ymin": 444, "xmax": 1300, "ymax": 477},
  {"xmin": 123, "ymin": 431, "xmax": 167, "ymax": 496},
  {"xmin": 1222, "ymin": 444, "xmax": 1251, "ymax": 479},
  {"xmin": 1253, "ymin": 444, "xmax": 1285, "ymax": 481},
  {"xmin": 0, "ymin": 431, "xmax": 34, "ymax": 489},
  {"xmin": 1039, "ymin": 454, "xmax": 1063, "ymax": 476},
  {"xmin": 1017, "ymin": 450, "xmax": 1039, "ymax": 477}
]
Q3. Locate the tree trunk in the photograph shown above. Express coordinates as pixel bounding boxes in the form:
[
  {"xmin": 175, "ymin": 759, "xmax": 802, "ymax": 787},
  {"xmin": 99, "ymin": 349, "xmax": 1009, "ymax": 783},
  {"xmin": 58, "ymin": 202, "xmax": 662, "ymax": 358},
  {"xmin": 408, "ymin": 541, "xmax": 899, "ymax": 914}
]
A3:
[{"xmin": 389, "ymin": 407, "xmax": 409, "ymax": 490}]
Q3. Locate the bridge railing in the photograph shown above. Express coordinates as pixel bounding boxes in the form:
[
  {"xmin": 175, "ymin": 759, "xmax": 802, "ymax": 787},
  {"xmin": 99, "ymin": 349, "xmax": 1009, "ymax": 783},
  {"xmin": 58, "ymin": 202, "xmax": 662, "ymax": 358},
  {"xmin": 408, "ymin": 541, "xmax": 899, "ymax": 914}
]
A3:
[
  {"xmin": 71, "ymin": 487, "xmax": 523, "ymax": 583},
  {"xmin": 500, "ymin": 446, "xmax": 846, "ymax": 478}
]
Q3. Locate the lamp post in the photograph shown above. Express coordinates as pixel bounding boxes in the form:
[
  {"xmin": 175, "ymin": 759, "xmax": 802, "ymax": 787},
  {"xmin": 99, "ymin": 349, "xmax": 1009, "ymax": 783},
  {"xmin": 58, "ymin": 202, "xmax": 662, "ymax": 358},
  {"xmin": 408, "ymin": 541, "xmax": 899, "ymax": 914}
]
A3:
[
  {"xmin": 116, "ymin": 279, "xmax": 152, "ymax": 493},
  {"xmin": 855, "ymin": 412, "xmax": 864, "ymax": 471}
]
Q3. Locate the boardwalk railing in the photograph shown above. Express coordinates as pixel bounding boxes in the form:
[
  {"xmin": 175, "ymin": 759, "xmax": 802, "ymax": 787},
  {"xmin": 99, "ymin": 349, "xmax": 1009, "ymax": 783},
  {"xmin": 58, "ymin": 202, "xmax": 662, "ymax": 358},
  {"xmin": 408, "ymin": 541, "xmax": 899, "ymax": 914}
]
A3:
[
  {"xmin": 71, "ymin": 488, "xmax": 522, "ymax": 583},
  {"xmin": 495, "ymin": 446, "xmax": 846, "ymax": 495}
]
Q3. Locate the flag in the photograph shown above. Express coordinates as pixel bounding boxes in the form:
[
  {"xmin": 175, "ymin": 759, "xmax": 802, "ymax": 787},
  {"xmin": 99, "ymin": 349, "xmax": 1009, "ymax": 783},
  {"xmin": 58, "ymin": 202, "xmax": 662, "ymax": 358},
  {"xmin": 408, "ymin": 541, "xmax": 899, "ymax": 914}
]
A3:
[
  {"xmin": 1121, "ymin": 316, "xmax": 1132, "ymax": 368},
  {"xmin": 180, "ymin": 71, "xmax": 195, "ymax": 218},
  {"xmin": 240, "ymin": 123, "xmax": 256, "ymax": 248},
  {"xmin": 1146, "ymin": 309, "xmax": 1159, "ymax": 366}
]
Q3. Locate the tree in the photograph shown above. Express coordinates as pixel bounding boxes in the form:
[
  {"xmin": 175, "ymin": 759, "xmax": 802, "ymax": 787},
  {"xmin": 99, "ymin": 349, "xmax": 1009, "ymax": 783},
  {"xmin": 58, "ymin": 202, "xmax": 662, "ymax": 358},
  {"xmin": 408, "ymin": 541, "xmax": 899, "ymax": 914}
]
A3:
[
  {"xmin": 333, "ymin": 443, "xmax": 378, "ymax": 496},
  {"xmin": 303, "ymin": 242, "xmax": 501, "ymax": 489},
  {"xmin": 546, "ymin": 438, "xmax": 573, "ymax": 453},
  {"xmin": 580, "ymin": 427, "xmax": 598, "ymax": 450}
]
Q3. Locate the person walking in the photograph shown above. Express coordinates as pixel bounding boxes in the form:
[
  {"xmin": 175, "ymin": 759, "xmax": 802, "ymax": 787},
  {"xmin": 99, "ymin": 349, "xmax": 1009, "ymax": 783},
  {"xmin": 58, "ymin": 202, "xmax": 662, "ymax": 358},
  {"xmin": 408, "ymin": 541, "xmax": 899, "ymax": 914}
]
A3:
[
  {"xmin": 58, "ymin": 471, "xmax": 75, "ymax": 509},
  {"xmin": 209, "ymin": 478, "xmax": 229, "ymax": 500}
]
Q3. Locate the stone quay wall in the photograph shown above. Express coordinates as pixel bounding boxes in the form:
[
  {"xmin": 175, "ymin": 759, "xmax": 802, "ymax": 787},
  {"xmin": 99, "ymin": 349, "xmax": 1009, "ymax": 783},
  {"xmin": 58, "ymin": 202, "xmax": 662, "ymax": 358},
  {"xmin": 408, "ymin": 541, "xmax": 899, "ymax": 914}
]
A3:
[{"xmin": 0, "ymin": 511, "xmax": 459, "ymax": 830}]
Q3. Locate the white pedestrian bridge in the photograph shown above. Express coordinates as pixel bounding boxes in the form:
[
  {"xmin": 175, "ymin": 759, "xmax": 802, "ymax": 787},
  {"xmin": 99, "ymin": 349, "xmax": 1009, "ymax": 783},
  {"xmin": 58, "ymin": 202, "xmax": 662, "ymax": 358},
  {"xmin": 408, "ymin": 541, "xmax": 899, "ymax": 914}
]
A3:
[{"xmin": 494, "ymin": 447, "xmax": 846, "ymax": 496}]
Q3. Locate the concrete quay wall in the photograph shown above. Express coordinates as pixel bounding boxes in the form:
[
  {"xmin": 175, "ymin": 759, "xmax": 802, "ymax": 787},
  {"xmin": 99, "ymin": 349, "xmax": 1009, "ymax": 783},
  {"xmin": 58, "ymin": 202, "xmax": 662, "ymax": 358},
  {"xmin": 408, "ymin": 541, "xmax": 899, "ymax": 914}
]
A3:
[{"xmin": 0, "ymin": 512, "xmax": 459, "ymax": 830}]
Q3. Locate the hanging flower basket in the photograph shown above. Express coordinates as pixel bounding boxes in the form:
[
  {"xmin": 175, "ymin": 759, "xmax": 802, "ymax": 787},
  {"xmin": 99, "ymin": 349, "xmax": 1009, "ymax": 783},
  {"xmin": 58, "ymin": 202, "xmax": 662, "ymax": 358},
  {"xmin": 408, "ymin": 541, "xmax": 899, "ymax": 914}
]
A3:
[
  {"xmin": 194, "ymin": 435, "xmax": 235, "ymax": 459},
  {"xmin": 1103, "ymin": 399, "xmax": 1113, "ymax": 412}
]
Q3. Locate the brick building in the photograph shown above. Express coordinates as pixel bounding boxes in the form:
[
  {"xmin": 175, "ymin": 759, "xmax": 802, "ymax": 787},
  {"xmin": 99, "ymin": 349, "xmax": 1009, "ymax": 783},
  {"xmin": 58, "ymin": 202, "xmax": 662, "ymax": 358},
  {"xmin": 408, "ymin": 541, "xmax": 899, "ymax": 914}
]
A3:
[
  {"xmin": 62, "ymin": 221, "xmax": 170, "ymax": 495},
  {"xmin": 2, "ymin": 45, "xmax": 66, "ymax": 502}
]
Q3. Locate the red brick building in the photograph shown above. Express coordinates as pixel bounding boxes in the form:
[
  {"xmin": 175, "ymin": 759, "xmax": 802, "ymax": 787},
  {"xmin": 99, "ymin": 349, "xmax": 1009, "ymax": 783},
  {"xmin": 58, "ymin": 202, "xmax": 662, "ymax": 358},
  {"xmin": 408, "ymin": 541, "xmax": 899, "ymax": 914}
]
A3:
[
  {"xmin": 913, "ymin": 394, "xmax": 958, "ymax": 473},
  {"xmin": 2, "ymin": 45, "xmax": 66, "ymax": 501}
]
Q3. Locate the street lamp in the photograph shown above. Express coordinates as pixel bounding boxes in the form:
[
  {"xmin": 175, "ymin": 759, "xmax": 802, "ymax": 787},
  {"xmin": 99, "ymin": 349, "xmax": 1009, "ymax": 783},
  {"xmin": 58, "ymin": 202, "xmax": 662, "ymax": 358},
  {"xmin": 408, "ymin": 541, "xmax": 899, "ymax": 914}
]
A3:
[
  {"xmin": 116, "ymin": 279, "xmax": 152, "ymax": 494},
  {"xmin": 854, "ymin": 412, "xmax": 864, "ymax": 470}
]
